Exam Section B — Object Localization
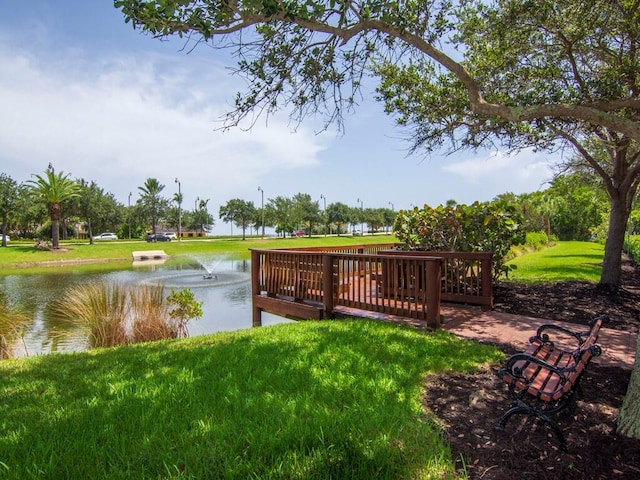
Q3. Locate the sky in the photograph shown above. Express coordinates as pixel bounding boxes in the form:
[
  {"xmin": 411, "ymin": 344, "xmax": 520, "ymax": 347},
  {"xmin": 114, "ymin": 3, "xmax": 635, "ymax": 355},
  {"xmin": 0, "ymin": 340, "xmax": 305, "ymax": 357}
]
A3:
[{"xmin": 0, "ymin": 1, "xmax": 555, "ymax": 235}]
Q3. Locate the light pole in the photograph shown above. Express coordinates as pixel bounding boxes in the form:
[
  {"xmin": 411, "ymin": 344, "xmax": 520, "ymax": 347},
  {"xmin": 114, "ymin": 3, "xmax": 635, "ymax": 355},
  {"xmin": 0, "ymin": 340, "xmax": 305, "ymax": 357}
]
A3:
[
  {"xmin": 175, "ymin": 178, "xmax": 181, "ymax": 241},
  {"xmin": 128, "ymin": 192, "xmax": 132, "ymax": 239},
  {"xmin": 258, "ymin": 186, "xmax": 265, "ymax": 239},
  {"xmin": 357, "ymin": 198, "xmax": 364, "ymax": 235},
  {"xmin": 320, "ymin": 194, "xmax": 327, "ymax": 236},
  {"xmin": 195, "ymin": 197, "xmax": 199, "ymax": 211},
  {"xmin": 389, "ymin": 201, "xmax": 394, "ymax": 211}
]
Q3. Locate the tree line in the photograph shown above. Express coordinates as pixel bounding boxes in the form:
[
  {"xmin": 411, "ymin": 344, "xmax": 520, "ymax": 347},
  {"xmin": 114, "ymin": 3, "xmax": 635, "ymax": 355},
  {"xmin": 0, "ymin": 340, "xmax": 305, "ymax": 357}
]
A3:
[
  {"xmin": 2, "ymin": 166, "xmax": 636, "ymax": 249},
  {"xmin": 0, "ymin": 167, "xmax": 400, "ymax": 246}
]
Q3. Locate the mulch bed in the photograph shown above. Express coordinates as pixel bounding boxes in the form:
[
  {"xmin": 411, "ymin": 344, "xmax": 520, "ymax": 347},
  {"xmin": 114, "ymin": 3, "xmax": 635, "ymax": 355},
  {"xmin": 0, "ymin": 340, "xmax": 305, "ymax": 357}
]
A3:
[{"xmin": 422, "ymin": 256, "xmax": 640, "ymax": 479}]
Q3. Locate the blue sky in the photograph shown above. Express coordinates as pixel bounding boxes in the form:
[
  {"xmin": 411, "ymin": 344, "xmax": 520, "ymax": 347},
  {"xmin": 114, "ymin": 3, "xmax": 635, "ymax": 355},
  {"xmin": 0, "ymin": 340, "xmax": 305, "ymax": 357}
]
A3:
[{"xmin": 0, "ymin": 1, "xmax": 555, "ymax": 234}]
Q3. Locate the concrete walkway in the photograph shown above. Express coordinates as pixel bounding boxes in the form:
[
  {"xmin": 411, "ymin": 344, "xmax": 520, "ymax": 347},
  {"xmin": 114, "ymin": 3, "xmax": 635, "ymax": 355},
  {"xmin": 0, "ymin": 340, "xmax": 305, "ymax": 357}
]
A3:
[{"xmin": 441, "ymin": 304, "xmax": 638, "ymax": 370}]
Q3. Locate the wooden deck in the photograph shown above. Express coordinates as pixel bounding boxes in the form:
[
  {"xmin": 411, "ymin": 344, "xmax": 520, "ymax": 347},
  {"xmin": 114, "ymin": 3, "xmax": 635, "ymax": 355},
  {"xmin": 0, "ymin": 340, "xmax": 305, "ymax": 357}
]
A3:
[{"xmin": 251, "ymin": 245, "xmax": 493, "ymax": 329}]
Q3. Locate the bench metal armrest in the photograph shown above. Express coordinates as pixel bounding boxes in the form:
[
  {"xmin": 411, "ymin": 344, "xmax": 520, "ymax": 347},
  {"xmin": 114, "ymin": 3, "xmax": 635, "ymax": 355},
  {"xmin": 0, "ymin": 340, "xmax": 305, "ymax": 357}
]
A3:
[
  {"xmin": 529, "ymin": 314, "xmax": 609, "ymax": 350},
  {"xmin": 500, "ymin": 352, "xmax": 577, "ymax": 379},
  {"xmin": 529, "ymin": 324, "xmax": 584, "ymax": 349}
]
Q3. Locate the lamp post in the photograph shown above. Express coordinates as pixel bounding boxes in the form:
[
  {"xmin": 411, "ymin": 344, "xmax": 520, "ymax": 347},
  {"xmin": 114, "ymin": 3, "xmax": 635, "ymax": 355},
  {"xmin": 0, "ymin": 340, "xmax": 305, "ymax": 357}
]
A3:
[
  {"xmin": 320, "ymin": 194, "xmax": 327, "ymax": 236},
  {"xmin": 128, "ymin": 192, "xmax": 132, "ymax": 239},
  {"xmin": 388, "ymin": 201, "xmax": 394, "ymax": 211},
  {"xmin": 175, "ymin": 178, "xmax": 181, "ymax": 241},
  {"xmin": 357, "ymin": 197, "xmax": 364, "ymax": 235},
  {"xmin": 258, "ymin": 186, "xmax": 265, "ymax": 239}
]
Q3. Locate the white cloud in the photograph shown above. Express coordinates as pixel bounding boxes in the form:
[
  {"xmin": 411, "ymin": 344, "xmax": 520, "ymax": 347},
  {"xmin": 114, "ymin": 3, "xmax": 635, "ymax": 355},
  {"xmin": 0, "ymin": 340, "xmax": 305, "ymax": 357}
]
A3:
[
  {"xmin": 441, "ymin": 150, "xmax": 554, "ymax": 195},
  {"xmin": 0, "ymin": 40, "xmax": 327, "ymax": 205}
]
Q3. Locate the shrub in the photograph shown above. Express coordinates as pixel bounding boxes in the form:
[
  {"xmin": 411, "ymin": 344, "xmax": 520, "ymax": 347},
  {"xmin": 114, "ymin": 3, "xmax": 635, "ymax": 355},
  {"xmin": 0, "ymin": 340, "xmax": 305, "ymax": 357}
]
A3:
[
  {"xmin": 625, "ymin": 235, "xmax": 640, "ymax": 264},
  {"xmin": 393, "ymin": 202, "xmax": 525, "ymax": 280},
  {"xmin": 166, "ymin": 288, "xmax": 203, "ymax": 338},
  {"xmin": 525, "ymin": 231, "xmax": 550, "ymax": 250}
]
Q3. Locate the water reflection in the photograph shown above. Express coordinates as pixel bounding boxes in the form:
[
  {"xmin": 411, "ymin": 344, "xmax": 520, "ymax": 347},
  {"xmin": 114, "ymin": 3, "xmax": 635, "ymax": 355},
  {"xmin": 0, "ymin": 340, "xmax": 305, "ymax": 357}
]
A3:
[{"xmin": 0, "ymin": 255, "xmax": 291, "ymax": 357}]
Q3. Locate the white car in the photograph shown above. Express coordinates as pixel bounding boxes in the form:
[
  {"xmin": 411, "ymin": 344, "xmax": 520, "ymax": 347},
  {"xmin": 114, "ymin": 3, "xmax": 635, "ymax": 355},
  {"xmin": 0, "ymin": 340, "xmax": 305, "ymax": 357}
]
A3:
[
  {"xmin": 163, "ymin": 232, "xmax": 177, "ymax": 239},
  {"xmin": 93, "ymin": 232, "xmax": 118, "ymax": 241},
  {"xmin": 1, "ymin": 234, "xmax": 9, "ymax": 242}
]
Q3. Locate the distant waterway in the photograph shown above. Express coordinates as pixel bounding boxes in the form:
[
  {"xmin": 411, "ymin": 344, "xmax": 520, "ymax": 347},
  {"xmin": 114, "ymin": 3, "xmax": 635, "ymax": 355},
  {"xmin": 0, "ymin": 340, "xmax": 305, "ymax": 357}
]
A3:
[{"xmin": 0, "ymin": 254, "xmax": 291, "ymax": 357}]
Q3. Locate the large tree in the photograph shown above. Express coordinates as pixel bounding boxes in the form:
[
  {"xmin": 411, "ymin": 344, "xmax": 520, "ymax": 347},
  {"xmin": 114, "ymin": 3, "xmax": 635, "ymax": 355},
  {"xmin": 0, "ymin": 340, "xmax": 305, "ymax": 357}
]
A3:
[
  {"xmin": 219, "ymin": 198, "xmax": 256, "ymax": 239},
  {"xmin": 27, "ymin": 166, "xmax": 80, "ymax": 249},
  {"xmin": 292, "ymin": 193, "xmax": 321, "ymax": 236},
  {"xmin": 116, "ymin": 0, "xmax": 640, "ymax": 288},
  {"xmin": 265, "ymin": 196, "xmax": 295, "ymax": 237},
  {"xmin": 73, "ymin": 179, "xmax": 122, "ymax": 243},
  {"xmin": 0, "ymin": 173, "xmax": 19, "ymax": 247},
  {"xmin": 325, "ymin": 202, "xmax": 352, "ymax": 235}
]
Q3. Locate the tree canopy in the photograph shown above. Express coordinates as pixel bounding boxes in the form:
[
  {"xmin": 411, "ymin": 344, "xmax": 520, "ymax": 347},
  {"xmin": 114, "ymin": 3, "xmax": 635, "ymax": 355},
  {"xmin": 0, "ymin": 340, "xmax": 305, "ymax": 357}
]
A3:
[{"xmin": 116, "ymin": 0, "xmax": 640, "ymax": 287}]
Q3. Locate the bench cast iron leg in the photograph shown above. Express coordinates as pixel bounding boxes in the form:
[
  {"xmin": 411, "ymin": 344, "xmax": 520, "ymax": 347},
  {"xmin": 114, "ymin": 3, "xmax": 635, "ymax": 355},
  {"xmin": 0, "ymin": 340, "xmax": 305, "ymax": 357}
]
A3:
[{"xmin": 495, "ymin": 400, "xmax": 568, "ymax": 452}]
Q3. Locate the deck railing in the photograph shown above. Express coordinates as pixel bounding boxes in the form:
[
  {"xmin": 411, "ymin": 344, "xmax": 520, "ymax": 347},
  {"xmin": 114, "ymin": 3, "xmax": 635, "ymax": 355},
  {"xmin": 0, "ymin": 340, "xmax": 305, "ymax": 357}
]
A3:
[
  {"xmin": 251, "ymin": 245, "xmax": 493, "ymax": 329},
  {"xmin": 377, "ymin": 250, "xmax": 493, "ymax": 307}
]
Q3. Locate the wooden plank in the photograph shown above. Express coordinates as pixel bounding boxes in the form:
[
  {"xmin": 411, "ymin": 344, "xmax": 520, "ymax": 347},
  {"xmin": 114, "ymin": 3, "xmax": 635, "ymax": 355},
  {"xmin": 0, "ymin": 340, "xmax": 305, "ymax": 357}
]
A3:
[{"xmin": 253, "ymin": 295, "xmax": 324, "ymax": 320}]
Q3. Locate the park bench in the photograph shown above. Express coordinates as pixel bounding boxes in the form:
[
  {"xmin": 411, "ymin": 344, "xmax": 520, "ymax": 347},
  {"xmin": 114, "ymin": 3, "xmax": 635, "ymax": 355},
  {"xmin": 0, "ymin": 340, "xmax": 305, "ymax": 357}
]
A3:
[{"xmin": 495, "ymin": 314, "xmax": 609, "ymax": 451}]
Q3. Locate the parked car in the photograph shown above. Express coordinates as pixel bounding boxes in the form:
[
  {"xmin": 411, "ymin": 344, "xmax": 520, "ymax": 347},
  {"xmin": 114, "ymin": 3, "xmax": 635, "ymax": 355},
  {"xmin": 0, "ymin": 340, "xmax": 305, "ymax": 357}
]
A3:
[
  {"xmin": 146, "ymin": 233, "xmax": 171, "ymax": 242},
  {"xmin": 292, "ymin": 230, "xmax": 306, "ymax": 237},
  {"xmin": 1, "ymin": 234, "xmax": 9, "ymax": 242},
  {"xmin": 163, "ymin": 232, "xmax": 177, "ymax": 239},
  {"xmin": 93, "ymin": 233, "xmax": 118, "ymax": 241},
  {"xmin": 351, "ymin": 229, "xmax": 362, "ymax": 236}
]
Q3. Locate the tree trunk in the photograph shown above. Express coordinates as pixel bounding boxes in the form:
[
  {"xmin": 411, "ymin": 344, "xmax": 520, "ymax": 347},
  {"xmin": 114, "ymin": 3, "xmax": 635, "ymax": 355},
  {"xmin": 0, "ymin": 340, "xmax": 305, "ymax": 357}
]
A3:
[
  {"xmin": 600, "ymin": 196, "xmax": 629, "ymax": 288},
  {"xmin": 50, "ymin": 203, "xmax": 61, "ymax": 249},
  {"xmin": 1, "ymin": 212, "xmax": 7, "ymax": 247},
  {"xmin": 618, "ymin": 335, "xmax": 640, "ymax": 438}
]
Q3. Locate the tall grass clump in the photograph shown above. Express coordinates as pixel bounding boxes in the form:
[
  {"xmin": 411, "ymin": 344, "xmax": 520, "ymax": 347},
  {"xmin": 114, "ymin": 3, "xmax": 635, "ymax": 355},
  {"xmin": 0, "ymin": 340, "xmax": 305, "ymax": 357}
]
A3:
[
  {"xmin": 55, "ymin": 282, "xmax": 129, "ymax": 348},
  {"xmin": 0, "ymin": 306, "xmax": 30, "ymax": 359},
  {"xmin": 129, "ymin": 283, "xmax": 173, "ymax": 343},
  {"xmin": 55, "ymin": 283, "xmax": 202, "ymax": 348}
]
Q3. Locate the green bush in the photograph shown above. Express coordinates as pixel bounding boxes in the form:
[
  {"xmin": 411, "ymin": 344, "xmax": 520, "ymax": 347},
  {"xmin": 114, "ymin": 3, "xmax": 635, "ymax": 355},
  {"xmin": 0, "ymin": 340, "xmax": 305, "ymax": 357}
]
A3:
[
  {"xmin": 393, "ymin": 201, "xmax": 525, "ymax": 280},
  {"xmin": 525, "ymin": 231, "xmax": 550, "ymax": 250},
  {"xmin": 625, "ymin": 235, "xmax": 640, "ymax": 263}
]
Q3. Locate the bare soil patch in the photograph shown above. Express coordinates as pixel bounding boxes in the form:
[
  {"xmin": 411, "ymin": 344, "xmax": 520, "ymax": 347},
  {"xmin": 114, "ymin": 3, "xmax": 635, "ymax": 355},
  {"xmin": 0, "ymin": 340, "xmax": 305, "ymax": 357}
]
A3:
[{"xmin": 423, "ymin": 256, "xmax": 640, "ymax": 479}]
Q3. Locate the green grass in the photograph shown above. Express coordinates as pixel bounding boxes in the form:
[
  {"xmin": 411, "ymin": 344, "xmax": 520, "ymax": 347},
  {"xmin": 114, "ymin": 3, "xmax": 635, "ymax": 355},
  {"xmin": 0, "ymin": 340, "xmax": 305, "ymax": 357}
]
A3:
[
  {"xmin": 0, "ymin": 319, "xmax": 503, "ymax": 479},
  {"xmin": 0, "ymin": 234, "xmax": 398, "ymax": 273},
  {"xmin": 505, "ymin": 241, "xmax": 604, "ymax": 283}
]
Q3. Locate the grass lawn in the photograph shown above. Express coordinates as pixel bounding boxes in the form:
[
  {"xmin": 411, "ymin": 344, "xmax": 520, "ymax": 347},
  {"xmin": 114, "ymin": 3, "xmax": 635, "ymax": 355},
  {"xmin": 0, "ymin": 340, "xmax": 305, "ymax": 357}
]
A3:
[
  {"xmin": 505, "ymin": 241, "xmax": 604, "ymax": 283},
  {"xmin": 0, "ymin": 319, "xmax": 503, "ymax": 479},
  {"xmin": 0, "ymin": 234, "xmax": 398, "ymax": 273},
  {"xmin": 0, "ymin": 239, "xmax": 609, "ymax": 478}
]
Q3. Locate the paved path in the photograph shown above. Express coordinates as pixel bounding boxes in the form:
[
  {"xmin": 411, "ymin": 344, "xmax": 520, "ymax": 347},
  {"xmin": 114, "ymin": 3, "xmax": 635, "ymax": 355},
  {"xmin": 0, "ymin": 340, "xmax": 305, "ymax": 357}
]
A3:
[{"xmin": 441, "ymin": 305, "xmax": 637, "ymax": 370}]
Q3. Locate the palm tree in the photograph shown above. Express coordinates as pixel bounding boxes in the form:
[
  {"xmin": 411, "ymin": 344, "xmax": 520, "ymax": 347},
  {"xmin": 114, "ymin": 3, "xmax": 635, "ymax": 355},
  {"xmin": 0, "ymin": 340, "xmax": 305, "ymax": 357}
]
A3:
[
  {"xmin": 137, "ymin": 178, "xmax": 166, "ymax": 234},
  {"xmin": 27, "ymin": 165, "xmax": 80, "ymax": 249}
]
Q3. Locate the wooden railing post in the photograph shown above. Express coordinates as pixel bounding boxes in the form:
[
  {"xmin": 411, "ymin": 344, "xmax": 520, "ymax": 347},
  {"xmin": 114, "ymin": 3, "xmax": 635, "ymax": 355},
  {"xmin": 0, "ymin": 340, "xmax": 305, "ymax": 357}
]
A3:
[
  {"xmin": 251, "ymin": 250, "xmax": 262, "ymax": 327},
  {"xmin": 481, "ymin": 253, "xmax": 493, "ymax": 309},
  {"xmin": 322, "ymin": 254, "xmax": 334, "ymax": 317},
  {"xmin": 425, "ymin": 258, "xmax": 442, "ymax": 329}
]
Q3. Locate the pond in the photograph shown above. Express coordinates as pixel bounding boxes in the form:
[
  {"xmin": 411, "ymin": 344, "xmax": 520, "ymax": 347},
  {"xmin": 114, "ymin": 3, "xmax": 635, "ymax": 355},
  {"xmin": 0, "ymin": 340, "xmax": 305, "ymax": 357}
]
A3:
[{"xmin": 0, "ymin": 254, "xmax": 292, "ymax": 357}]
